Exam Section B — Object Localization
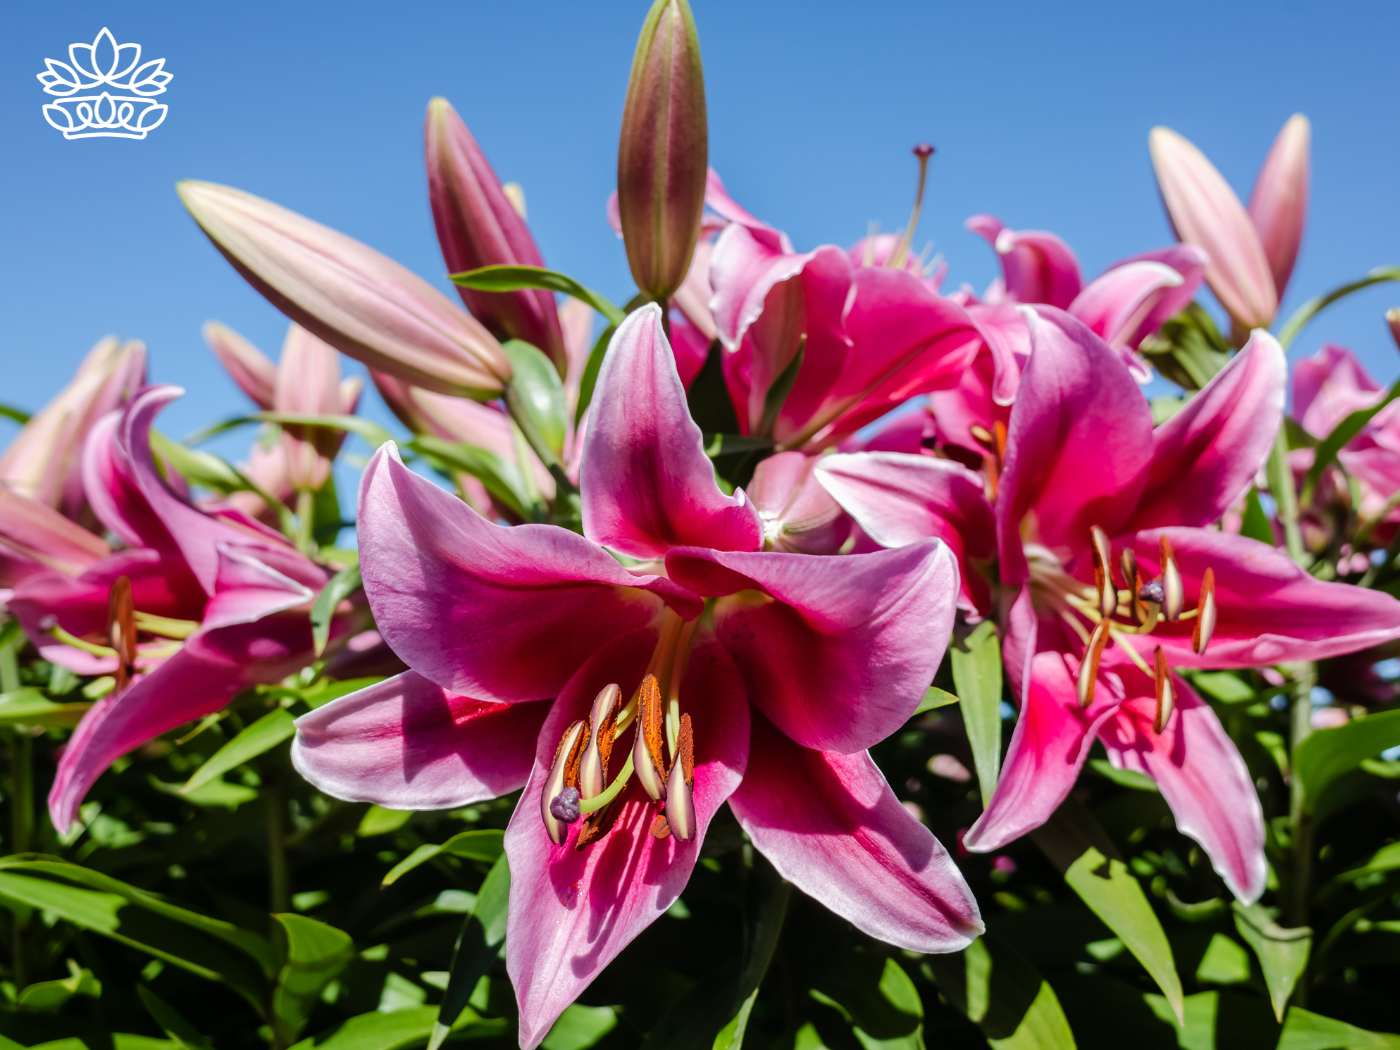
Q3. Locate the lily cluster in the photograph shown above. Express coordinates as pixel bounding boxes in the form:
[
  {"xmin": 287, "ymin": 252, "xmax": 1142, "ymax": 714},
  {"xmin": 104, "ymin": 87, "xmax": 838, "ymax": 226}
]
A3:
[{"xmin": 3, "ymin": 2, "xmax": 1400, "ymax": 1047}]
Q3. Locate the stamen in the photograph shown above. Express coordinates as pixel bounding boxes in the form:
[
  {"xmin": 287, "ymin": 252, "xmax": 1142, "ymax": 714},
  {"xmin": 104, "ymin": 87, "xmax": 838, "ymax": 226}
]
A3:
[
  {"xmin": 664, "ymin": 714, "xmax": 696, "ymax": 841},
  {"xmin": 1153, "ymin": 647, "xmax": 1174, "ymax": 732},
  {"xmin": 631, "ymin": 674, "xmax": 667, "ymax": 801},
  {"xmin": 540, "ymin": 720, "xmax": 587, "ymax": 845},
  {"xmin": 578, "ymin": 683, "xmax": 621, "ymax": 798},
  {"xmin": 1076, "ymin": 620, "xmax": 1111, "ymax": 708},
  {"xmin": 108, "ymin": 575, "xmax": 138, "ymax": 691},
  {"xmin": 1090, "ymin": 526, "xmax": 1117, "ymax": 618},
  {"xmin": 1192, "ymin": 567, "xmax": 1217, "ymax": 655},
  {"xmin": 1159, "ymin": 536, "xmax": 1184, "ymax": 621},
  {"xmin": 887, "ymin": 143, "xmax": 936, "ymax": 270}
]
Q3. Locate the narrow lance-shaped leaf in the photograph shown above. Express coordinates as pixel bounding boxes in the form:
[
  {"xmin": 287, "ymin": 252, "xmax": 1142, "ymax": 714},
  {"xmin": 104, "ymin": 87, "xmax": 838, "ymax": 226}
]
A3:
[{"xmin": 950, "ymin": 620, "xmax": 1003, "ymax": 805}]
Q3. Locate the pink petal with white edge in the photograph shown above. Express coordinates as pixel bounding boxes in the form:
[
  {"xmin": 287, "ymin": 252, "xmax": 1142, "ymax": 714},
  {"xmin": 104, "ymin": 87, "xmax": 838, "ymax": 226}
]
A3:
[
  {"xmin": 665, "ymin": 541, "xmax": 957, "ymax": 753},
  {"xmin": 1098, "ymin": 672, "xmax": 1266, "ymax": 902},
  {"xmin": 966, "ymin": 215, "xmax": 1083, "ymax": 309},
  {"xmin": 357, "ymin": 444, "xmax": 698, "ymax": 703},
  {"xmin": 293, "ymin": 671, "xmax": 548, "ymax": 809},
  {"xmin": 1131, "ymin": 330, "xmax": 1285, "ymax": 530},
  {"xmin": 505, "ymin": 636, "xmax": 749, "ymax": 1050},
  {"xmin": 579, "ymin": 305, "xmax": 762, "ymax": 559},
  {"xmin": 731, "ymin": 719, "xmax": 982, "ymax": 952}
]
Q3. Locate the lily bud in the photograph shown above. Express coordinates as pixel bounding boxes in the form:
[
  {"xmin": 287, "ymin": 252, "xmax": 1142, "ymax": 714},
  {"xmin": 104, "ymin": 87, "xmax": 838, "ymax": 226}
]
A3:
[
  {"xmin": 0, "ymin": 336, "xmax": 145, "ymax": 518},
  {"xmin": 178, "ymin": 180, "xmax": 510, "ymax": 399},
  {"xmin": 1387, "ymin": 308, "xmax": 1400, "ymax": 351},
  {"xmin": 617, "ymin": 0, "xmax": 708, "ymax": 301},
  {"xmin": 204, "ymin": 322, "xmax": 277, "ymax": 409},
  {"xmin": 276, "ymin": 325, "xmax": 358, "ymax": 491},
  {"xmin": 426, "ymin": 97, "xmax": 566, "ymax": 367},
  {"xmin": 1149, "ymin": 126, "xmax": 1278, "ymax": 330},
  {"xmin": 1247, "ymin": 114, "xmax": 1310, "ymax": 301}
]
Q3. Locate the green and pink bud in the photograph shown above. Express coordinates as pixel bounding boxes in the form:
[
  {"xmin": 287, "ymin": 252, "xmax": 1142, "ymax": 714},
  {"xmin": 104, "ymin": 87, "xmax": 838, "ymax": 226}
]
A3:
[
  {"xmin": 178, "ymin": 180, "xmax": 510, "ymax": 399},
  {"xmin": 425, "ymin": 97, "xmax": 566, "ymax": 367},
  {"xmin": 616, "ymin": 0, "xmax": 708, "ymax": 302}
]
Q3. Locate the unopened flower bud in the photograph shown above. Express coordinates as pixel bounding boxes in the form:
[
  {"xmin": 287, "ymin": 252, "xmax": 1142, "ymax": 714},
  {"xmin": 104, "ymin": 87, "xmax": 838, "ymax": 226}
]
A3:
[{"xmin": 617, "ymin": 0, "xmax": 708, "ymax": 301}]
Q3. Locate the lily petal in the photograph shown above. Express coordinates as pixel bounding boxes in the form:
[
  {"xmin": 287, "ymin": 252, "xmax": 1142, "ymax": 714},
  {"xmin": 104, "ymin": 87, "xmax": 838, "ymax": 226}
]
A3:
[
  {"xmin": 731, "ymin": 718, "xmax": 982, "ymax": 952},
  {"xmin": 1122, "ymin": 527, "xmax": 1400, "ymax": 669},
  {"xmin": 293, "ymin": 671, "xmax": 548, "ymax": 809},
  {"xmin": 580, "ymin": 304, "xmax": 762, "ymax": 558},
  {"xmin": 817, "ymin": 452, "xmax": 993, "ymax": 613},
  {"xmin": 966, "ymin": 215, "xmax": 1083, "ymax": 309},
  {"xmin": 505, "ymin": 636, "xmax": 748, "ymax": 1050},
  {"xmin": 665, "ymin": 541, "xmax": 957, "ymax": 753},
  {"xmin": 1131, "ymin": 330, "xmax": 1285, "ymax": 530},
  {"xmin": 996, "ymin": 309, "xmax": 1151, "ymax": 585},
  {"xmin": 1098, "ymin": 673, "xmax": 1266, "ymax": 902},
  {"xmin": 358, "ymin": 444, "xmax": 697, "ymax": 702}
]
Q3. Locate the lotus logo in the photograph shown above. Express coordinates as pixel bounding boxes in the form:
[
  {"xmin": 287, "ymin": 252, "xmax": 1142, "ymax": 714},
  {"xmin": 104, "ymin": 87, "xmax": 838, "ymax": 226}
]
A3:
[{"xmin": 36, "ymin": 27, "xmax": 173, "ymax": 141}]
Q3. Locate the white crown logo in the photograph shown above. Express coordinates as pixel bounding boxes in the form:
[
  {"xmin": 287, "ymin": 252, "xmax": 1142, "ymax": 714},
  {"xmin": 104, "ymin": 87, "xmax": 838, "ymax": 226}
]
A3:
[{"xmin": 36, "ymin": 27, "xmax": 172, "ymax": 140}]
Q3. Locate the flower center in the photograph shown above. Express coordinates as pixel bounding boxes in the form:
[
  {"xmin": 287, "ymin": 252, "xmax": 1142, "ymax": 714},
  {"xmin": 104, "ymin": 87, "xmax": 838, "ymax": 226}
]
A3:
[
  {"xmin": 42, "ymin": 575, "xmax": 198, "ymax": 690},
  {"xmin": 1028, "ymin": 529, "xmax": 1217, "ymax": 731},
  {"xmin": 540, "ymin": 610, "xmax": 699, "ymax": 849}
]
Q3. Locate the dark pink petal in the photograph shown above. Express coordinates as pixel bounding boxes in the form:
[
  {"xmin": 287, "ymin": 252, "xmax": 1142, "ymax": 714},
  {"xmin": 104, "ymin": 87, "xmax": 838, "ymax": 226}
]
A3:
[
  {"xmin": 665, "ymin": 541, "xmax": 957, "ymax": 753},
  {"xmin": 731, "ymin": 719, "xmax": 981, "ymax": 951},
  {"xmin": 1131, "ymin": 331, "xmax": 1285, "ymax": 530},
  {"xmin": 817, "ymin": 452, "xmax": 993, "ymax": 614},
  {"xmin": 996, "ymin": 309, "xmax": 1152, "ymax": 585},
  {"xmin": 1121, "ymin": 527, "xmax": 1400, "ymax": 669},
  {"xmin": 292, "ymin": 671, "xmax": 547, "ymax": 809},
  {"xmin": 1098, "ymin": 672, "xmax": 1265, "ymax": 902},
  {"xmin": 505, "ymin": 636, "xmax": 749, "ymax": 1050},
  {"xmin": 1070, "ymin": 259, "xmax": 1190, "ymax": 350},
  {"xmin": 966, "ymin": 215, "xmax": 1083, "ymax": 309},
  {"xmin": 1109, "ymin": 245, "xmax": 1208, "ymax": 348},
  {"xmin": 579, "ymin": 305, "xmax": 762, "ymax": 558},
  {"xmin": 358, "ymin": 445, "xmax": 697, "ymax": 702},
  {"xmin": 963, "ymin": 650, "xmax": 1112, "ymax": 852},
  {"xmin": 1247, "ymin": 115, "xmax": 1309, "ymax": 302},
  {"xmin": 747, "ymin": 451, "xmax": 850, "ymax": 555},
  {"xmin": 0, "ymin": 488, "xmax": 110, "ymax": 586},
  {"xmin": 1293, "ymin": 344, "xmax": 1381, "ymax": 437}
]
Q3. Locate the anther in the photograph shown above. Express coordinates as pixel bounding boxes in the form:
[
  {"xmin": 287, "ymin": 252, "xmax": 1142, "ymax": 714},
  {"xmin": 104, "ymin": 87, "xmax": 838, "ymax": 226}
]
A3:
[
  {"xmin": 1159, "ymin": 536, "xmax": 1184, "ymax": 621},
  {"xmin": 540, "ymin": 720, "xmax": 587, "ymax": 845},
  {"xmin": 1192, "ymin": 567, "xmax": 1217, "ymax": 655},
  {"xmin": 664, "ymin": 714, "xmax": 696, "ymax": 841},
  {"xmin": 1076, "ymin": 620, "xmax": 1111, "ymax": 708},
  {"xmin": 578, "ymin": 683, "xmax": 621, "ymax": 799},
  {"xmin": 1153, "ymin": 647, "xmax": 1174, "ymax": 733},
  {"xmin": 631, "ymin": 674, "xmax": 667, "ymax": 802},
  {"xmin": 1090, "ymin": 526, "xmax": 1116, "ymax": 618}
]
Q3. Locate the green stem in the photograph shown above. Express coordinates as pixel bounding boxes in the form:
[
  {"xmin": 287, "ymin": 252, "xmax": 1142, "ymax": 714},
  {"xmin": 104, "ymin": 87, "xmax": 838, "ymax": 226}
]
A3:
[
  {"xmin": 1276, "ymin": 266, "xmax": 1400, "ymax": 350},
  {"xmin": 294, "ymin": 489, "xmax": 316, "ymax": 555},
  {"xmin": 2, "ymin": 627, "xmax": 31, "ymax": 987},
  {"xmin": 1265, "ymin": 432, "xmax": 1306, "ymax": 567},
  {"xmin": 1284, "ymin": 663, "xmax": 1317, "ymax": 957},
  {"xmin": 265, "ymin": 773, "xmax": 291, "ymax": 915}
]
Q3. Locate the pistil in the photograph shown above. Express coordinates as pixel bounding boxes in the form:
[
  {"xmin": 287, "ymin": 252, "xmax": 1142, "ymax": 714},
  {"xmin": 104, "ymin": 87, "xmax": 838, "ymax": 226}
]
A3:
[{"xmin": 887, "ymin": 144, "xmax": 936, "ymax": 271}]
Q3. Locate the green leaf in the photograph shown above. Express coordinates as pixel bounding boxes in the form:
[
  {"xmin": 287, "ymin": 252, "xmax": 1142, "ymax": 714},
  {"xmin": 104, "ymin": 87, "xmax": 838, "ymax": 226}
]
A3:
[
  {"xmin": 291, "ymin": 1005, "xmax": 507, "ymax": 1050},
  {"xmin": 1240, "ymin": 487, "xmax": 1274, "ymax": 544},
  {"xmin": 0, "ymin": 687, "xmax": 90, "ymax": 728},
  {"xmin": 572, "ymin": 323, "xmax": 617, "ymax": 427},
  {"xmin": 0, "ymin": 856, "xmax": 274, "ymax": 1010},
  {"xmin": 382, "ymin": 829, "xmax": 505, "ymax": 887},
  {"xmin": 1330, "ymin": 840, "xmax": 1400, "ymax": 887},
  {"xmin": 1033, "ymin": 803, "xmax": 1184, "ymax": 1021},
  {"xmin": 1232, "ymin": 901, "xmax": 1311, "ymax": 1021},
  {"xmin": 950, "ymin": 620, "xmax": 1002, "ymax": 805},
  {"xmin": 449, "ymin": 264, "xmax": 625, "ymax": 326},
  {"xmin": 502, "ymin": 339, "xmax": 568, "ymax": 466},
  {"xmin": 136, "ymin": 984, "xmax": 216, "ymax": 1050},
  {"xmin": 272, "ymin": 914, "xmax": 355, "ymax": 1045},
  {"xmin": 756, "ymin": 344, "xmax": 805, "ymax": 438},
  {"xmin": 1276, "ymin": 266, "xmax": 1400, "ymax": 350},
  {"xmin": 0, "ymin": 401, "xmax": 32, "ymax": 424},
  {"xmin": 1293, "ymin": 708, "xmax": 1400, "ymax": 812},
  {"xmin": 311, "ymin": 565, "xmax": 360, "ymax": 658},
  {"xmin": 428, "ymin": 854, "xmax": 511, "ymax": 1050},
  {"xmin": 926, "ymin": 935, "xmax": 1077, "ymax": 1049},
  {"xmin": 915, "ymin": 686, "xmax": 959, "ymax": 715},
  {"xmin": 356, "ymin": 804, "xmax": 413, "ymax": 838},
  {"xmin": 809, "ymin": 955, "xmax": 924, "ymax": 1049},
  {"xmin": 1186, "ymin": 671, "xmax": 1257, "ymax": 705},
  {"xmin": 1278, "ymin": 1006, "xmax": 1400, "ymax": 1050},
  {"xmin": 1138, "ymin": 303, "xmax": 1230, "ymax": 390},
  {"xmin": 1301, "ymin": 377, "xmax": 1400, "ymax": 504},
  {"xmin": 181, "ymin": 708, "xmax": 296, "ymax": 795},
  {"xmin": 15, "ymin": 960, "xmax": 102, "ymax": 1012},
  {"xmin": 541, "ymin": 1005, "xmax": 619, "ymax": 1050}
]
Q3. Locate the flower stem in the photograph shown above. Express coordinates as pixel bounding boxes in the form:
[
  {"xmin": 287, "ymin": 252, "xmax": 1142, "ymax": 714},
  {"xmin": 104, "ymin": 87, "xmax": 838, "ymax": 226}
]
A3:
[
  {"xmin": 1265, "ymin": 433, "xmax": 1306, "ymax": 566},
  {"xmin": 2, "ymin": 626, "xmax": 32, "ymax": 987},
  {"xmin": 295, "ymin": 489, "xmax": 316, "ymax": 555},
  {"xmin": 1284, "ymin": 660, "xmax": 1317, "ymax": 1003},
  {"xmin": 265, "ymin": 770, "xmax": 291, "ymax": 915}
]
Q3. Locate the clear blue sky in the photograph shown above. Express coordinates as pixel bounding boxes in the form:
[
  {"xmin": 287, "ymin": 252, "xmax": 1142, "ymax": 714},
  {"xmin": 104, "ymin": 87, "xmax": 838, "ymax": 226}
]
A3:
[{"xmin": 4, "ymin": 0, "xmax": 1398, "ymax": 454}]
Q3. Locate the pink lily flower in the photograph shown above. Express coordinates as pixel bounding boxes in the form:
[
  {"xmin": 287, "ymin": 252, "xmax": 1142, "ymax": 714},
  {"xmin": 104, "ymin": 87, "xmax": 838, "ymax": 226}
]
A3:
[
  {"xmin": 819, "ymin": 310, "xmax": 1400, "ymax": 901},
  {"xmin": 1149, "ymin": 115, "xmax": 1310, "ymax": 330},
  {"xmin": 7, "ymin": 386, "xmax": 344, "ymax": 832},
  {"xmin": 1293, "ymin": 343, "xmax": 1400, "ymax": 541},
  {"xmin": 206, "ymin": 322, "xmax": 363, "ymax": 517},
  {"xmin": 0, "ymin": 336, "xmax": 146, "ymax": 521},
  {"xmin": 293, "ymin": 305, "xmax": 980, "ymax": 1048},
  {"xmin": 923, "ymin": 218, "xmax": 1205, "ymax": 458}
]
